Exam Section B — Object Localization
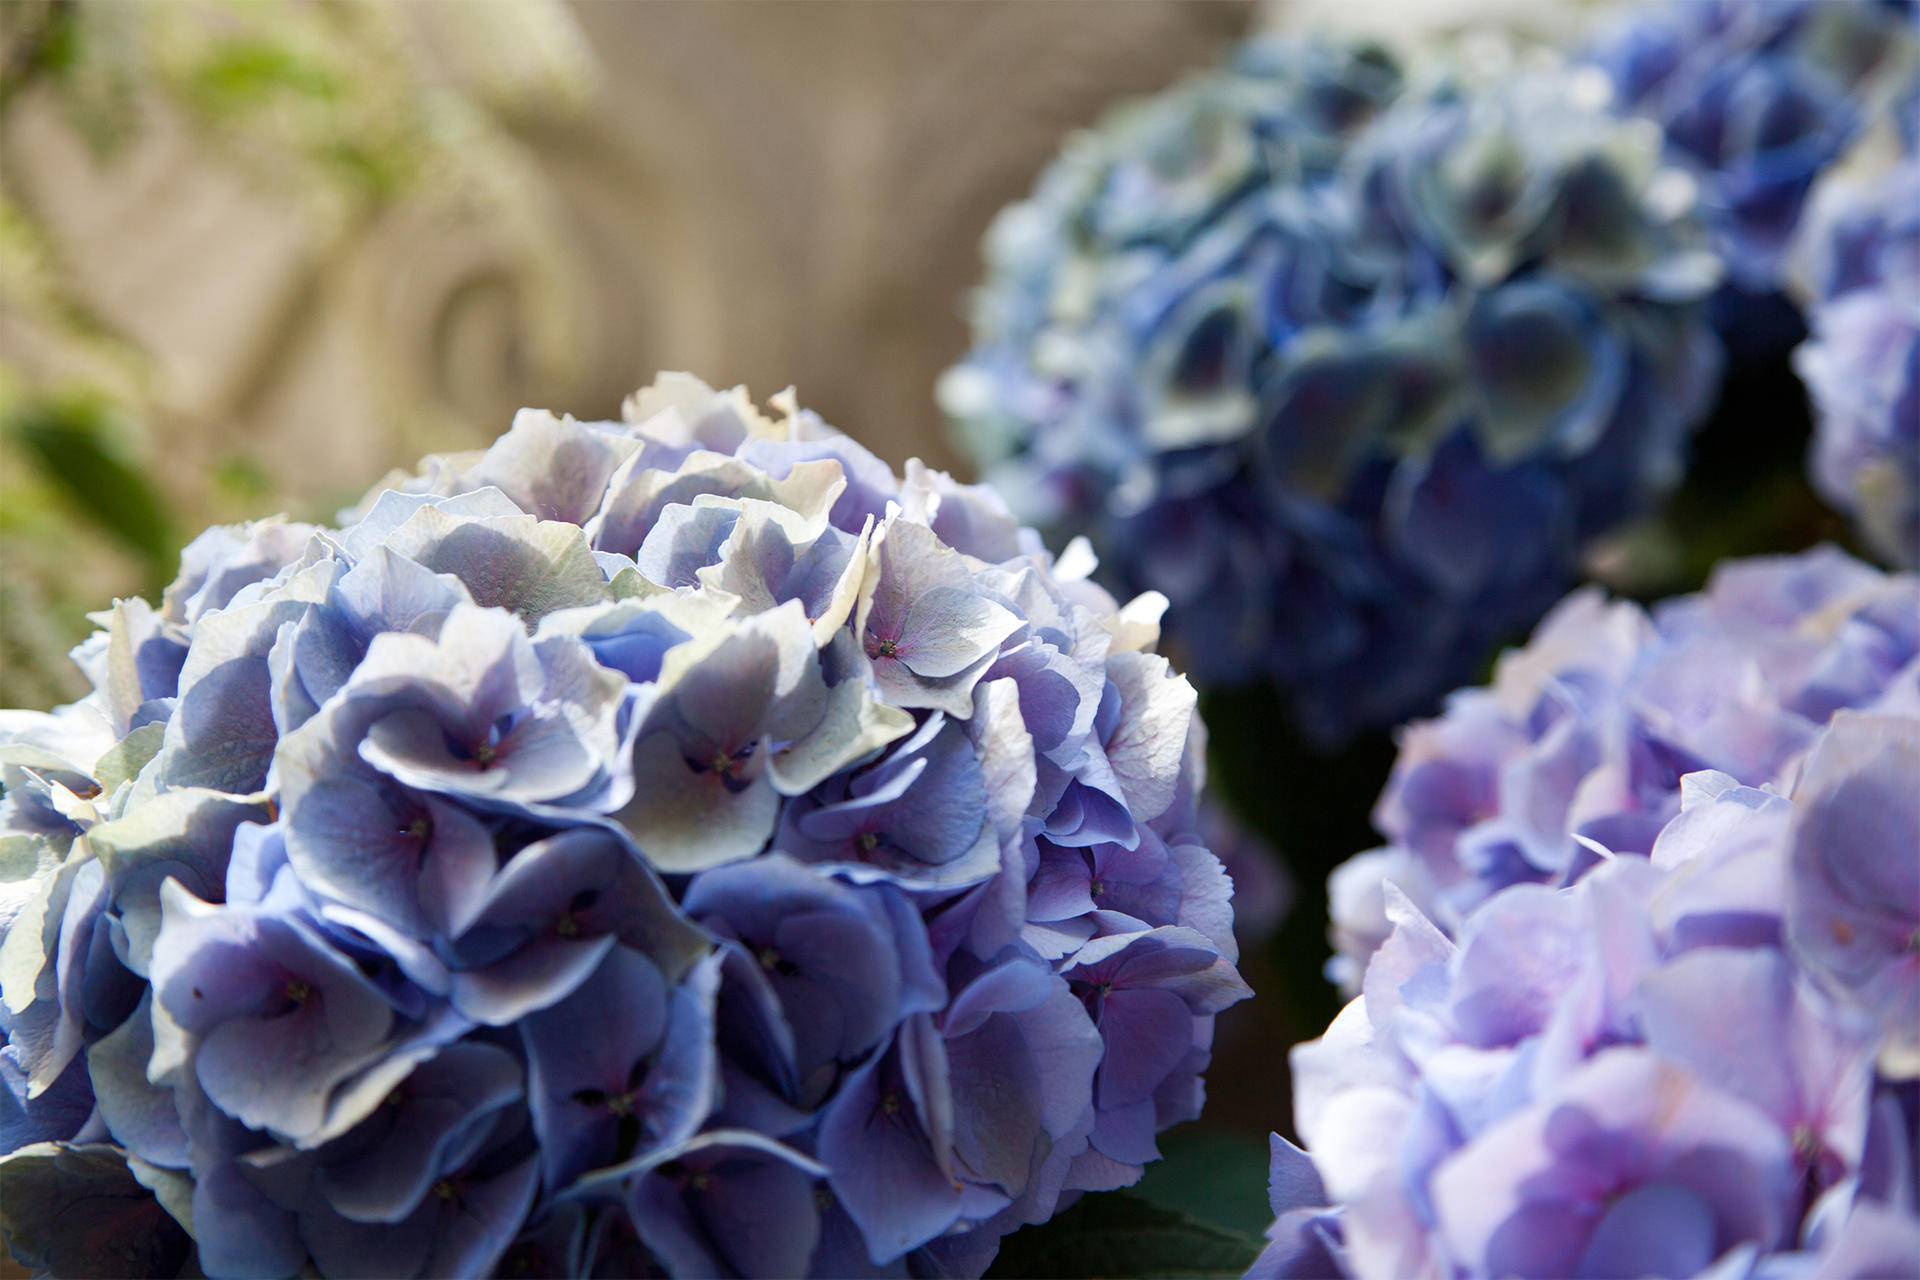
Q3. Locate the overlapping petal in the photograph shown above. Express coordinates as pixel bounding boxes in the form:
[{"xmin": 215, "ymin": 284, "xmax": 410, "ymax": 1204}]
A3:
[
  {"xmin": 945, "ymin": 35, "xmax": 1723, "ymax": 741},
  {"xmin": 0, "ymin": 373, "xmax": 1246, "ymax": 1278}
]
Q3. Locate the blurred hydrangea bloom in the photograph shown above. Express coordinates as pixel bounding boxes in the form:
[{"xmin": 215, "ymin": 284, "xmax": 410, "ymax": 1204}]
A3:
[
  {"xmin": 0, "ymin": 374, "xmax": 1248, "ymax": 1278},
  {"xmin": 1794, "ymin": 157, "xmax": 1920, "ymax": 566},
  {"xmin": 943, "ymin": 37, "xmax": 1723, "ymax": 742},
  {"xmin": 1327, "ymin": 545, "xmax": 1918, "ymax": 988},
  {"xmin": 1261, "ymin": 708, "xmax": 1920, "ymax": 1279},
  {"xmin": 1585, "ymin": 0, "xmax": 1919, "ymax": 349}
]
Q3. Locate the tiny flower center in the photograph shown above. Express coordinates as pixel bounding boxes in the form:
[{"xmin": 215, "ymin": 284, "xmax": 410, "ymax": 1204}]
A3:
[
  {"xmin": 555, "ymin": 889, "xmax": 598, "ymax": 938},
  {"xmin": 1831, "ymin": 918, "xmax": 1855, "ymax": 945},
  {"xmin": 472, "ymin": 742, "xmax": 497, "ymax": 767},
  {"xmin": 406, "ymin": 816, "xmax": 432, "ymax": 841},
  {"xmin": 572, "ymin": 1086, "xmax": 639, "ymax": 1116},
  {"xmin": 880, "ymin": 1090, "xmax": 903, "ymax": 1117},
  {"xmin": 284, "ymin": 979, "xmax": 314, "ymax": 1007},
  {"xmin": 707, "ymin": 743, "xmax": 756, "ymax": 780},
  {"xmin": 1792, "ymin": 1124, "xmax": 1822, "ymax": 1165},
  {"xmin": 855, "ymin": 831, "xmax": 880, "ymax": 854},
  {"xmin": 1090, "ymin": 879, "xmax": 1105, "ymax": 898},
  {"xmin": 433, "ymin": 1179, "xmax": 456, "ymax": 1201}
]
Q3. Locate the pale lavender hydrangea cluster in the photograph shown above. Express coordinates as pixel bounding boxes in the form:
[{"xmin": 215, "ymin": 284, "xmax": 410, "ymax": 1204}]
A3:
[
  {"xmin": 1794, "ymin": 157, "xmax": 1920, "ymax": 567},
  {"xmin": 1326, "ymin": 545, "xmax": 1919, "ymax": 990},
  {"xmin": 0, "ymin": 375, "xmax": 1247, "ymax": 1278},
  {"xmin": 1261, "ymin": 707, "xmax": 1920, "ymax": 1279}
]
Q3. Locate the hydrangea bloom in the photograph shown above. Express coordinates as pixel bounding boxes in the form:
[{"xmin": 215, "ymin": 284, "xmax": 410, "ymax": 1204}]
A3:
[
  {"xmin": 1585, "ymin": 0, "xmax": 1919, "ymax": 348},
  {"xmin": 942, "ymin": 37, "xmax": 1723, "ymax": 742},
  {"xmin": 0, "ymin": 374, "xmax": 1248, "ymax": 1278},
  {"xmin": 1326, "ymin": 545, "xmax": 1918, "ymax": 988},
  {"xmin": 1794, "ymin": 157, "xmax": 1920, "ymax": 566},
  {"xmin": 1261, "ymin": 709, "xmax": 1920, "ymax": 1279}
]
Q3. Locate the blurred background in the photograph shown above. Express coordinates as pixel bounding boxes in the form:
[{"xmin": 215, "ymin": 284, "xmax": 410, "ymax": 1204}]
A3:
[
  {"xmin": 5, "ymin": 0, "xmax": 1631, "ymax": 707},
  {"xmin": 0, "ymin": 0, "xmax": 1266, "ymax": 703},
  {"xmin": 4, "ymin": 0, "xmax": 1816, "ymax": 1245}
]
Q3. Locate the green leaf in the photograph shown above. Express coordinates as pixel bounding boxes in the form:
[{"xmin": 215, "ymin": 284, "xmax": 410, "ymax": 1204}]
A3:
[
  {"xmin": 189, "ymin": 38, "xmax": 342, "ymax": 107},
  {"xmin": 212, "ymin": 453, "xmax": 272, "ymax": 502},
  {"xmin": 6, "ymin": 396, "xmax": 177, "ymax": 583},
  {"xmin": 987, "ymin": 1191, "xmax": 1263, "ymax": 1279},
  {"xmin": 1133, "ymin": 1128, "xmax": 1278, "ymax": 1240}
]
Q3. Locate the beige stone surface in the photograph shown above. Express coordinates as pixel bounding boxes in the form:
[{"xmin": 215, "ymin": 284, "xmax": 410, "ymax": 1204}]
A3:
[
  {"xmin": 5, "ymin": 90, "xmax": 320, "ymax": 425},
  {"xmin": 4, "ymin": 0, "xmax": 1255, "ymax": 523},
  {"xmin": 537, "ymin": 1, "xmax": 1254, "ymax": 473}
]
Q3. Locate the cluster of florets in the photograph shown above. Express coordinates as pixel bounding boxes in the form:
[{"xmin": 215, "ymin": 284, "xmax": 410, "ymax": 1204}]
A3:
[
  {"xmin": 0, "ymin": 375, "xmax": 1248, "ymax": 1279},
  {"xmin": 1327, "ymin": 545, "xmax": 1918, "ymax": 988},
  {"xmin": 1794, "ymin": 156, "xmax": 1920, "ymax": 567},
  {"xmin": 941, "ymin": 35, "xmax": 1724, "ymax": 742},
  {"xmin": 1585, "ymin": 0, "xmax": 1919, "ymax": 350},
  {"xmin": 1260, "ymin": 707, "xmax": 1920, "ymax": 1279}
]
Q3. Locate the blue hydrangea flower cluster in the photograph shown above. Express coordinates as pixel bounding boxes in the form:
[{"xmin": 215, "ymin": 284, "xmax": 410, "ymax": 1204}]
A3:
[
  {"xmin": 1327, "ymin": 545, "xmax": 1919, "ymax": 989},
  {"xmin": 0, "ymin": 374, "xmax": 1248, "ymax": 1278},
  {"xmin": 941, "ymin": 37, "xmax": 1724, "ymax": 742},
  {"xmin": 1260, "ymin": 707, "xmax": 1920, "ymax": 1279},
  {"xmin": 1794, "ymin": 157, "xmax": 1920, "ymax": 566},
  {"xmin": 1585, "ymin": 0, "xmax": 1919, "ymax": 348}
]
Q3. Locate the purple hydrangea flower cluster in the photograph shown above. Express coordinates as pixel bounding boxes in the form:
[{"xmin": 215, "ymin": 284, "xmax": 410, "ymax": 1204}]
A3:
[
  {"xmin": 0, "ymin": 374, "xmax": 1248, "ymax": 1278},
  {"xmin": 1327, "ymin": 545, "xmax": 1918, "ymax": 989},
  {"xmin": 1794, "ymin": 157, "xmax": 1920, "ymax": 566},
  {"xmin": 941, "ymin": 36, "xmax": 1724, "ymax": 742},
  {"xmin": 1262, "ymin": 705, "xmax": 1920, "ymax": 1279},
  {"xmin": 1585, "ymin": 0, "xmax": 1919, "ymax": 346}
]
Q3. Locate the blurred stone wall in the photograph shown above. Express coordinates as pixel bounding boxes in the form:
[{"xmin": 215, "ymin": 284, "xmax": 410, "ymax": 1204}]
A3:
[
  {"xmin": 6, "ymin": 0, "xmax": 1254, "ymax": 515},
  {"xmin": 540, "ymin": 1, "xmax": 1257, "ymax": 473}
]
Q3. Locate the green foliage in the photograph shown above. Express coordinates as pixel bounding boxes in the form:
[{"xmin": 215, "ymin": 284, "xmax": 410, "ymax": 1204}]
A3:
[
  {"xmin": 987, "ymin": 1192, "xmax": 1264, "ymax": 1279},
  {"xmin": 0, "ymin": 575, "xmax": 89, "ymax": 710},
  {"xmin": 189, "ymin": 37, "xmax": 344, "ymax": 107},
  {"xmin": 1132, "ymin": 1128, "xmax": 1277, "ymax": 1240},
  {"xmin": 0, "ymin": 2, "xmax": 81, "ymax": 112},
  {"xmin": 5, "ymin": 393, "xmax": 178, "ymax": 582},
  {"xmin": 212, "ymin": 453, "xmax": 272, "ymax": 502},
  {"xmin": 0, "ymin": 387, "xmax": 174, "ymax": 708}
]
